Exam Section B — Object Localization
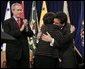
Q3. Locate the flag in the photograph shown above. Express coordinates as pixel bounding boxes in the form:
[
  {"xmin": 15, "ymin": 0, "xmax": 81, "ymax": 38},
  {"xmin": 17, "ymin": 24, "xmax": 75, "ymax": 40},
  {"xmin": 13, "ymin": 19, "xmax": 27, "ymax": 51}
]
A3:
[
  {"xmin": 29, "ymin": 1, "xmax": 39, "ymax": 35},
  {"xmin": 29, "ymin": 1, "xmax": 38, "ymax": 46},
  {"xmin": 1, "ymin": 1, "xmax": 11, "ymax": 51},
  {"xmin": 63, "ymin": 1, "xmax": 70, "ymax": 23},
  {"xmin": 28, "ymin": 1, "xmax": 39, "ymax": 64},
  {"xmin": 74, "ymin": 1, "xmax": 84, "ymax": 59},
  {"xmin": 1, "ymin": 1, "xmax": 11, "ymax": 65},
  {"xmin": 1, "ymin": 1, "xmax": 11, "ymax": 32},
  {"xmin": 4, "ymin": 1, "xmax": 11, "ymax": 20},
  {"xmin": 39, "ymin": 1, "xmax": 48, "ymax": 28},
  {"xmin": 20, "ymin": 1, "xmax": 28, "ymax": 32},
  {"xmin": 20, "ymin": 1, "xmax": 25, "ymax": 19}
]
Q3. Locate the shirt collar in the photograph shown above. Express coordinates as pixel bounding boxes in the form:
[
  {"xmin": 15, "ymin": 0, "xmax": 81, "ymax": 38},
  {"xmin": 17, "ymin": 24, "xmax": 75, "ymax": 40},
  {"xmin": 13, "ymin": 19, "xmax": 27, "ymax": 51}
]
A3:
[
  {"xmin": 13, "ymin": 16, "xmax": 18, "ymax": 21},
  {"xmin": 13, "ymin": 16, "xmax": 20, "ymax": 21}
]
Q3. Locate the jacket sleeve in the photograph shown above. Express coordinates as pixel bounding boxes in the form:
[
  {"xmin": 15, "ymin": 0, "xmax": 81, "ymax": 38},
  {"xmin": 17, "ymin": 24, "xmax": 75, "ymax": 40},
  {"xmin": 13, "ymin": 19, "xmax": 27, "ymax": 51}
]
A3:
[{"xmin": 53, "ymin": 30, "xmax": 75, "ymax": 49}]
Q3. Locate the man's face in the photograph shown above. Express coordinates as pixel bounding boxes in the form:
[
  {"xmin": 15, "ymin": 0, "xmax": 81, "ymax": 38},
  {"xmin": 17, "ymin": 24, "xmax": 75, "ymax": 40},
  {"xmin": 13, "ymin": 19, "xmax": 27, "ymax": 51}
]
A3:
[
  {"xmin": 53, "ymin": 18, "xmax": 64, "ymax": 27},
  {"xmin": 12, "ymin": 5, "xmax": 23, "ymax": 18}
]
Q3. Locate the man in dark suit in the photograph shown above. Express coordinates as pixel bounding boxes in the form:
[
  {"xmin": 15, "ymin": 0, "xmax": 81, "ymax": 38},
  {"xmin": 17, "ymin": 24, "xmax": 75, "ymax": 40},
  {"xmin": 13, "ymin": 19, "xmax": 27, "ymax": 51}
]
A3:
[
  {"xmin": 41, "ymin": 12, "xmax": 78, "ymax": 68},
  {"xmin": 2, "ymin": 3, "xmax": 33, "ymax": 68}
]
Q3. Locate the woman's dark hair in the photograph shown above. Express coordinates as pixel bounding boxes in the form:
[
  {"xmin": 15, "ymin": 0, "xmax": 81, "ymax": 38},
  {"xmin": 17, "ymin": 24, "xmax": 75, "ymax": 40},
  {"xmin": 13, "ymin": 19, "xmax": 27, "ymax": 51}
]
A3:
[
  {"xmin": 55, "ymin": 11, "xmax": 67, "ymax": 24},
  {"xmin": 40, "ymin": 12, "xmax": 55, "ymax": 34},
  {"xmin": 43, "ymin": 12, "xmax": 56, "ymax": 25}
]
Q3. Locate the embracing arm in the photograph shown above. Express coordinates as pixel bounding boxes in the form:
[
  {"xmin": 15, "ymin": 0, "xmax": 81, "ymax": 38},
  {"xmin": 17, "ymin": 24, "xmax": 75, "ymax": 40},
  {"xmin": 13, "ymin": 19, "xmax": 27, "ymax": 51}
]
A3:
[{"xmin": 41, "ymin": 25, "xmax": 75, "ymax": 48}]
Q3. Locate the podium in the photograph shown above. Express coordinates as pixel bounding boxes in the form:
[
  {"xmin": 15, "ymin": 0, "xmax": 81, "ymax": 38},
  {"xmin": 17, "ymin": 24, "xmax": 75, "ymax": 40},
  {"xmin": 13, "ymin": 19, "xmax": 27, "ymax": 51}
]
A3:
[{"xmin": 1, "ymin": 32, "xmax": 16, "ymax": 43}]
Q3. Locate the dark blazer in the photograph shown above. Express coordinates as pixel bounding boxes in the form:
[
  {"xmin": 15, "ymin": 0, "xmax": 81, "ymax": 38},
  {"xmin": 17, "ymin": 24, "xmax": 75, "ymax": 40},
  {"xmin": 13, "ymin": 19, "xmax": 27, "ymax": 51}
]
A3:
[
  {"xmin": 53, "ymin": 23, "xmax": 78, "ymax": 68},
  {"xmin": 35, "ymin": 23, "xmax": 77, "ymax": 68},
  {"xmin": 2, "ymin": 17, "xmax": 33, "ymax": 60},
  {"xmin": 35, "ymin": 24, "xmax": 63, "ymax": 58}
]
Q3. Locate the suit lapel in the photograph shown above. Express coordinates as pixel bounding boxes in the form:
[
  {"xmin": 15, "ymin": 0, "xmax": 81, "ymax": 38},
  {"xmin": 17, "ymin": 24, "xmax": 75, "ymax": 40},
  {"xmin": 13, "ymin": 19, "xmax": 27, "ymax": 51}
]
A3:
[{"xmin": 11, "ymin": 17, "xmax": 23, "ymax": 29}]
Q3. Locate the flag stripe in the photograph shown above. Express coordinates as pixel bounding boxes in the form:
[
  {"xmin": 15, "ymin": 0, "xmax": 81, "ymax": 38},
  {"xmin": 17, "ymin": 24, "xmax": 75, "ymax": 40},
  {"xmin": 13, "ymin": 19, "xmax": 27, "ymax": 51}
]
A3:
[
  {"xmin": 1, "ymin": 1, "xmax": 11, "ymax": 52},
  {"xmin": 4, "ymin": 1, "xmax": 11, "ymax": 20},
  {"xmin": 39, "ymin": 1, "xmax": 48, "ymax": 28},
  {"xmin": 63, "ymin": 1, "xmax": 70, "ymax": 23},
  {"xmin": 20, "ymin": 1, "xmax": 25, "ymax": 19}
]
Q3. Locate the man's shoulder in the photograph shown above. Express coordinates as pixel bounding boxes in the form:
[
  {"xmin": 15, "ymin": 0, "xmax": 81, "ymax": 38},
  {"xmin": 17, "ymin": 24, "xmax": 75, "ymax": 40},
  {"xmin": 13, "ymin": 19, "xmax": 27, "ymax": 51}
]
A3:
[
  {"xmin": 4, "ymin": 17, "xmax": 13, "ymax": 21},
  {"xmin": 3, "ymin": 17, "xmax": 14, "ymax": 23}
]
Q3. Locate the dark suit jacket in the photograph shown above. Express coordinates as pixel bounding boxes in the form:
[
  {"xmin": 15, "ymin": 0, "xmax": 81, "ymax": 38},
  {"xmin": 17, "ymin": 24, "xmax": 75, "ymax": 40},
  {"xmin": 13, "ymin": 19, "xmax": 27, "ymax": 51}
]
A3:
[
  {"xmin": 53, "ymin": 23, "xmax": 78, "ymax": 68},
  {"xmin": 35, "ymin": 23, "xmax": 77, "ymax": 68},
  {"xmin": 35, "ymin": 24, "xmax": 63, "ymax": 58},
  {"xmin": 2, "ymin": 17, "xmax": 33, "ymax": 60}
]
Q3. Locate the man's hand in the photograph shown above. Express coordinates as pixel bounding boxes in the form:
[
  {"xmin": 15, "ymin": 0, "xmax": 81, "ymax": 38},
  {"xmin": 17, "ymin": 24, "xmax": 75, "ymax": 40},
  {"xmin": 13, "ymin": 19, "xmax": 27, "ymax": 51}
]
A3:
[
  {"xmin": 23, "ymin": 19, "xmax": 28, "ymax": 27},
  {"xmin": 41, "ymin": 32, "xmax": 53, "ymax": 43},
  {"xmin": 20, "ymin": 19, "xmax": 28, "ymax": 31},
  {"xmin": 70, "ymin": 25, "xmax": 75, "ymax": 33}
]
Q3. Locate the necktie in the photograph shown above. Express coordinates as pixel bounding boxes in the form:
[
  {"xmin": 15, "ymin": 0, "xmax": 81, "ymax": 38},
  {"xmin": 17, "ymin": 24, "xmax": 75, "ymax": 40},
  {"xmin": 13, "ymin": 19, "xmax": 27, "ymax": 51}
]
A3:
[{"xmin": 17, "ymin": 18, "xmax": 21, "ymax": 28}]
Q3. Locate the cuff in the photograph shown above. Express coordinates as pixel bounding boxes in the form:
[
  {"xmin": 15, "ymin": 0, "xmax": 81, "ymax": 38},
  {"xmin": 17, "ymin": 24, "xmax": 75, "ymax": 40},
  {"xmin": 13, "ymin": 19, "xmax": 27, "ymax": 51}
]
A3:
[
  {"xmin": 50, "ymin": 38, "xmax": 54, "ymax": 46},
  {"xmin": 36, "ymin": 39, "xmax": 39, "ymax": 43}
]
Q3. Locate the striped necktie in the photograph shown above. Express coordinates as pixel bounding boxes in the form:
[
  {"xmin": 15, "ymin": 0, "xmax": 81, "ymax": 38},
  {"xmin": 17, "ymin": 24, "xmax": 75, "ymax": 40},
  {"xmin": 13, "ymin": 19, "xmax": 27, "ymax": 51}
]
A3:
[{"xmin": 17, "ymin": 18, "xmax": 21, "ymax": 28}]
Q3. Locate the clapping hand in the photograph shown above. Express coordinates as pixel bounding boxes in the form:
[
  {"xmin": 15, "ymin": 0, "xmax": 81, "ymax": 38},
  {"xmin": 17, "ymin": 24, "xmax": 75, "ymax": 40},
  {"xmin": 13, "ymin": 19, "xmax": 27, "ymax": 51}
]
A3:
[{"xmin": 20, "ymin": 19, "xmax": 28, "ymax": 31}]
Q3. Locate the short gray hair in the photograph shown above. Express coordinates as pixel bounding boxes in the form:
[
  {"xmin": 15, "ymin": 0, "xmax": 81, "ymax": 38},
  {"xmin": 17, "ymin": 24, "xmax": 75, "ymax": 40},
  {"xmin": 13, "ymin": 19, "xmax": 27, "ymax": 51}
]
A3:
[{"xmin": 11, "ymin": 3, "xmax": 21, "ymax": 11}]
